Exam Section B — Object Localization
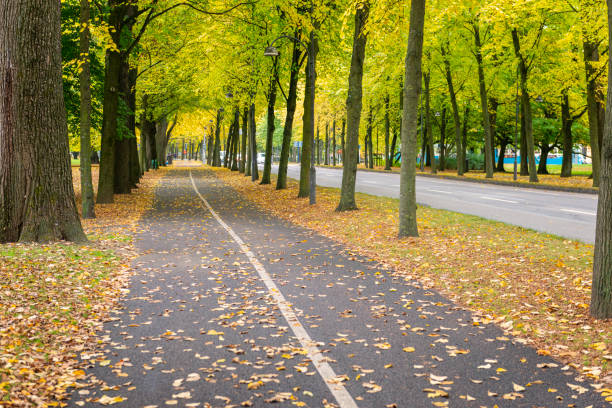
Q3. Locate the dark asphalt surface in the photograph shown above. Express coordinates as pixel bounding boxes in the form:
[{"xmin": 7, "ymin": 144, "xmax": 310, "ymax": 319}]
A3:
[
  {"xmin": 273, "ymin": 164, "xmax": 598, "ymax": 243},
  {"xmin": 68, "ymin": 166, "xmax": 607, "ymax": 407}
]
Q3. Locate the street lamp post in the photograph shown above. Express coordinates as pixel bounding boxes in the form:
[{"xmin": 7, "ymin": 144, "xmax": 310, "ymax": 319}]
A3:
[{"xmin": 265, "ymin": 34, "xmax": 316, "ymax": 204}]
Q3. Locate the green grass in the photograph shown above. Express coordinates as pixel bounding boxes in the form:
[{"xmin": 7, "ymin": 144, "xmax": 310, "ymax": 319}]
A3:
[{"xmin": 503, "ymin": 163, "xmax": 592, "ymax": 176}]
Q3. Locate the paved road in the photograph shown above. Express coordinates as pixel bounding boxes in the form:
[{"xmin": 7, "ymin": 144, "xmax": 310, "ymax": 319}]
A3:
[
  {"xmin": 68, "ymin": 166, "xmax": 606, "ymax": 407},
  {"xmin": 273, "ymin": 164, "xmax": 598, "ymax": 243}
]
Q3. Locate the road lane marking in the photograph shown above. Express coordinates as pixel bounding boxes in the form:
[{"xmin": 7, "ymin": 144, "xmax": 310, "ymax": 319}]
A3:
[
  {"xmin": 426, "ymin": 189, "xmax": 454, "ymax": 194},
  {"xmin": 560, "ymin": 208, "xmax": 596, "ymax": 216},
  {"xmin": 480, "ymin": 196, "xmax": 519, "ymax": 204},
  {"xmin": 189, "ymin": 171, "xmax": 359, "ymax": 408}
]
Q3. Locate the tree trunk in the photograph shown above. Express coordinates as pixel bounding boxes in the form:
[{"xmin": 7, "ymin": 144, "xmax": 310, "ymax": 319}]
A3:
[
  {"xmin": 384, "ymin": 94, "xmax": 391, "ymax": 170},
  {"xmin": 390, "ymin": 127, "xmax": 398, "ymax": 166},
  {"xmin": 127, "ymin": 69, "xmax": 139, "ymax": 187},
  {"xmin": 79, "ymin": 0, "xmax": 95, "ymax": 218},
  {"xmin": 439, "ymin": 107, "xmax": 447, "ymax": 170},
  {"xmin": 512, "ymin": 28, "xmax": 538, "ymax": 182},
  {"xmin": 590, "ymin": 0, "xmax": 612, "ymax": 318},
  {"xmin": 584, "ymin": 40, "xmax": 602, "ymax": 187},
  {"xmin": 367, "ymin": 109, "xmax": 374, "ymax": 169},
  {"xmin": 316, "ymin": 126, "xmax": 320, "ymax": 165},
  {"xmin": 249, "ymin": 103, "xmax": 258, "ymax": 181},
  {"xmin": 231, "ymin": 108, "xmax": 239, "ymax": 171},
  {"xmin": 97, "ymin": 51, "xmax": 120, "ymax": 201},
  {"xmin": 298, "ymin": 29, "xmax": 318, "ymax": 198},
  {"xmin": 324, "ymin": 122, "xmax": 329, "ymax": 165},
  {"xmin": 212, "ymin": 109, "xmax": 222, "ymax": 167},
  {"xmin": 276, "ymin": 37, "xmax": 302, "ymax": 189},
  {"xmin": 241, "ymin": 107, "xmax": 248, "ymax": 173},
  {"xmin": 398, "ymin": 0, "xmax": 425, "ymax": 238},
  {"xmin": 337, "ymin": 2, "xmax": 369, "ymax": 211},
  {"xmin": 442, "ymin": 44, "xmax": 464, "ymax": 176},
  {"xmin": 520, "ymin": 108, "xmax": 528, "ymax": 175},
  {"xmin": 537, "ymin": 144, "xmax": 550, "ymax": 174},
  {"xmin": 424, "ymin": 71, "xmax": 435, "ymax": 174},
  {"xmin": 561, "ymin": 92, "xmax": 574, "ymax": 178},
  {"xmin": 497, "ymin": 139, "xmax": 508, "ymax": 172},
  {"xmin": 262, "ymin": 61, "xmax": 278, "ymax": 185},
  {"xmin": 0, "ymin": 0, "xmax": 86, "ymax": 242},
  {"xmin": 113, "ymin": 55, "xmax": 132, "ymax": 194},
  {"xmin": 490, "ymin": 98, "xmax": 499, "ymax": 171},
  {"xmin": 474, "ymin": 22, "xmax": 494, "ymax": 178},
  {"xmin": 340, "ymin": 119, "xmax": 346, "ymax": 165},
  {"xmin": 332, "ymin": 120, "xmax": 337, "ymax": 166},
  {"xmin": 462, "ymin": 106, "xmax": 469, "ymax": 171}
]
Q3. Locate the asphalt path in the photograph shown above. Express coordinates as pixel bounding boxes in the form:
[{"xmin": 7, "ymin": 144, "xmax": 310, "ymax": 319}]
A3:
[
  {"xmin": 272, "ymin": 164, "xmax": 598, "ymax": 243},
  {"xmin": 68, "ymin": 166, "xmax": 606, "ymax": 407}
]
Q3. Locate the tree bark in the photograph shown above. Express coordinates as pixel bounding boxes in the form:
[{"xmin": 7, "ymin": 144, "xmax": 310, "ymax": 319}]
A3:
[
  {"xmin": 424, "ymin": 71, "xmax": 435, "ymax": 174},
  {"xmin": 584, "ymin": 40, "xmax": 602, "ymax": 187},
  {"xmin": 298, "ymin": 29, "xmax": 318, "ymax": 198},
  {"xmin": 324, "ymin": 122, "xmax": 329, "ymax": 165},
  {"xmin": 398, "ymin": 0, "xmax": 425, "ymax": 237},
  {"xmin": 332, "ymin": 120, "xmax": 337, "ymax": 166},
  {"xmin": 241, "ymin": 107, "xmax": 248, "ymax": 173},
  {"xmin": 249, "ymin": 103, "xmax": 258, "ymax": 181},
  {"xmin": 590, "ymin": 0, "xmax": 612, "ymax": 319},
  {"xmin": 439, "ymin": 107, "xmax": 447, "ymax": 170},
  {"xmin": 384, "ymin": 94, "xmax": 391, "ymax": 170},
  {"xmin": 0, "ymin": 0, "xmax": 86, "ymax": 242},
  {"xmin": 340, "ymin": 119, "xmax": 346, "ymax": 165},
  {"xmin": 441, "ymin": 43, "xmax": 464, "ymax": 176},
  {"xmin": 261, "ymin": 60, "xmax": 278, "ymax": 185},
  {"xmin": 212, "ymin": 109, "xmax": 222, "ymax": 167},
  {"xmin": 512, "ymin": 28, "xmax": 538, "ymax": 182},
  {"xmin": 276, "ymin": 37, "xmax": 302, "ymax": 189},
  {"xmin": 560, "ymin": 92, "xmax": 574, "ymax": 178},
  {"xmin": 474, "ymin": 22, "xmax": 494, "ymax": 178},
  {"xmin": 337, "ymin": 2, "xmax": 369, "ymax": 211},
  {"xmin": 497, "ymin": 138, "xmax": 508, "ymax": 172},
  {"xmin": 231, "ymin": 108, "xmax": 239, "ymax": 171},
  {"xmin": 79, "ymin": 0, "xmax": 95, "ymax": 218}
]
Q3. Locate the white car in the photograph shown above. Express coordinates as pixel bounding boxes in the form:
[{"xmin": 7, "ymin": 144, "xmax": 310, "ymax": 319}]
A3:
[{"xmin": 257, "ymin": 153, "xmax": 266, "ymax": 164}]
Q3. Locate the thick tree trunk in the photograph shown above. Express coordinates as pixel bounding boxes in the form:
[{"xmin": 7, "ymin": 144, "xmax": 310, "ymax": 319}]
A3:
[
  {"xmin": 262, "ymin": 62, "xmax": 278, "ymax": 185},
  {"xmin": 337, "ymin": 2, "xmax": 369, "ymax": 211},
  {"xmin": 442, "ymin": 44, "xmax": 464, "ymax": 176},
  {"xmin": 79, "ymin": 0, "xmax": 95, "ymax": 218},
  {"xmin": 590, "ymin": 0, "xmax": 612, "ymax": 319},
  {"xmin": 0, "ymin": 0, "xmax": 85, "ymax": 242},
  {"xmin": 276, "ymin": 37, "xmax": 302, "ymax": 189},
  {"xmin": 561, "ymin": 93, "xmax": 574, "ymax": 178},
  {"xmin": 127, "ymin": 69, "xmax": 139, "ymax": 187},
  {"xmin": 398, "ymin": 0, "xmax": 425, "ymax": 237},
  {"xmin": 298, "ymin": 30, "xmax": 318, "ymax": 198},
  {"xmin": 584, "ymin": 40, "xmax": 602, "ymax": 187},
  {"xmin": 512, "ymin": 29, "xmax": 538, "ymax": 182},
  {"xmin": 537, "ymin": 144, "xmax": 550, "ymax": 174}
]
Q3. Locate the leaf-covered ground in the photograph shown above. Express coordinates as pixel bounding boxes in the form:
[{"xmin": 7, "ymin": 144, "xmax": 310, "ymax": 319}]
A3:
[
  {"xmin": 0, "ymin": 168, "xmax": 164, "ymax": 407},
  {"xmin": 214, "ymin": 167, "xmax": 611, "ymax": 390}
]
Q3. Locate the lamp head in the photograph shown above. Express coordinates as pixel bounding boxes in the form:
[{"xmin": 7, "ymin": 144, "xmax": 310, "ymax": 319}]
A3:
[{"xmin": 264, "ymin": 46, "xmax": 280, "ymax": 57}]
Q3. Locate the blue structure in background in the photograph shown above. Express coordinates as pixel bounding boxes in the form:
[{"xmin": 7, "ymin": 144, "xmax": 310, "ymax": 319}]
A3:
[{"xmin": 494, "ymin": 150, "xmax": 586, "ymax": 165}]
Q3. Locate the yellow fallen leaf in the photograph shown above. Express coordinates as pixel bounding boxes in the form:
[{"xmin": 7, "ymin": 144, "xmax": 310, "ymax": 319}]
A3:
[
  {"xmin": 513, "ymin": 383, "xmax": 525, "ymax": 392},
  {"xmin": 403, "ymin": 347, "xmax": 415, "ymax": 353}
]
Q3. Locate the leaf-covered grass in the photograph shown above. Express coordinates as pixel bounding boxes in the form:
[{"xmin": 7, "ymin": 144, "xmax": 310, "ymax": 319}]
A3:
[
  {"xmin": 0, "ymin": 242, "xmax": 128, "ymax": 407},
  {"xmin": 213, "ymin": 166, "xmax": 611, "ymax": 387},
  {"xmin": 0, "ymin": 168, "xmax": 165, "ymax": 406}
]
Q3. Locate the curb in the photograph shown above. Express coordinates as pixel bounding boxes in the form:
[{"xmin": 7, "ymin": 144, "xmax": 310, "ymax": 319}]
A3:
[{"xmin": 314, "ymin": 165, "xmax": 599, "ymax": 195}]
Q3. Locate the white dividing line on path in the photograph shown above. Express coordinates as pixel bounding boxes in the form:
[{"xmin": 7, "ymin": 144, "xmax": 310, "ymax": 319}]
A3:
[
  {"xmin": 480, "ymin": 196, "xmax": 519, "ymax": 204},
  {"xmin": 189, "ymin": 171, "xmax": 359, "ymax": 408},
  {"xmin": 426, "ymin": 189, "xmax": 454, "ymax": 194},
  {"xmin": 560, "ymin": 208, "xmax": 597, "ymax": 216}
]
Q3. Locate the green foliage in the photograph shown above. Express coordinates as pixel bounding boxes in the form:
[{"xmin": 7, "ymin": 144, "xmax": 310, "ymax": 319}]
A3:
[{"xmin": 61, "ymin": 0, "xmax": 104, "ymax": 151}]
